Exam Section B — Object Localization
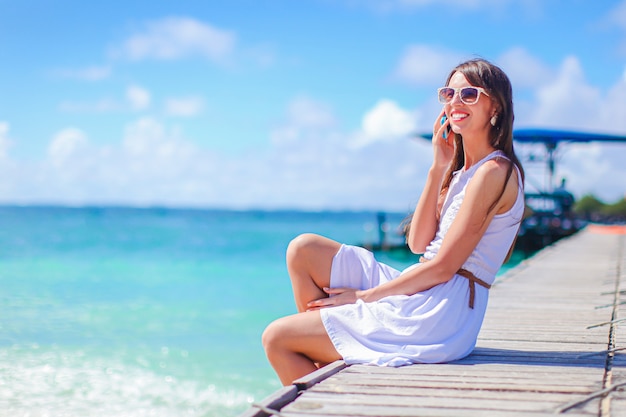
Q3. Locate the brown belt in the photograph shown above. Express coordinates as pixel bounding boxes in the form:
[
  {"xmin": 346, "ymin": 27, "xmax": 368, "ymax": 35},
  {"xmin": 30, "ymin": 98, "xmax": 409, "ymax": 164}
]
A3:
[{"xmin": 419, "ymin": 256, "xmax": 491, "ymax": 309}]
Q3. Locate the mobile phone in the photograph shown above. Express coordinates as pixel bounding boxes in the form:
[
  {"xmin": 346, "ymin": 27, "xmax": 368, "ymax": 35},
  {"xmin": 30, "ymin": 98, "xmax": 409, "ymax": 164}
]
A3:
[{"xmin": 440, "ymin": 115, "xmax": 451, "ymax": 139}]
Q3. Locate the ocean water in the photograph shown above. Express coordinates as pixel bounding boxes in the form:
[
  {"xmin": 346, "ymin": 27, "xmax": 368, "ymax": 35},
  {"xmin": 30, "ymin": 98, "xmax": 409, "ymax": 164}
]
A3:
[{"xmin": 0, "ymin": 207, "xmax": 520, "ymax": 417}]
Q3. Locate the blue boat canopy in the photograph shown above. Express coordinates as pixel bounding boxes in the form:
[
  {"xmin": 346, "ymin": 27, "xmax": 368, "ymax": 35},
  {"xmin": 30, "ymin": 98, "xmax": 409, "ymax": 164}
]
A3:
[
  {"xmin": 513, "ymin": 129, "xmax": 626, "ymax": 146},
  {"xmin": 419, "ymin": 128, "xmax": 626, "ymax": 145},
  {"xmin": 417, "ymin": 128, "xmax": 626, "ymax": 193}
]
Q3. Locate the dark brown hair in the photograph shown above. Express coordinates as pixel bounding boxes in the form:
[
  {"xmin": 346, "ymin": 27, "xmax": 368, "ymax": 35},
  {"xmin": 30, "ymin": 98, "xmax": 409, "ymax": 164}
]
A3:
[
  {"xmin": 403, "ymin": 58, "xmax": 525, "ymax": 235},
  {"xmin": 440, "ymin": 58, "xmax": 524, "ymax": 219}
]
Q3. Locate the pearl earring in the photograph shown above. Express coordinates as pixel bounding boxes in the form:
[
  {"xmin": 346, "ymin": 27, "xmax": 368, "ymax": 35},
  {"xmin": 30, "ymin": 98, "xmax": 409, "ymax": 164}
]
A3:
[{"xmin": 490, "ymin": 114, "xmax": 498, "ymax": 126}]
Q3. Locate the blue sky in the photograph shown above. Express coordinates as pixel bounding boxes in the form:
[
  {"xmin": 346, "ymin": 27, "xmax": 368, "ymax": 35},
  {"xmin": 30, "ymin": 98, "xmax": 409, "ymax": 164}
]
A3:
[{"xmin": 1, "ymin": 0, "xmax": 626, "ymax": 210}]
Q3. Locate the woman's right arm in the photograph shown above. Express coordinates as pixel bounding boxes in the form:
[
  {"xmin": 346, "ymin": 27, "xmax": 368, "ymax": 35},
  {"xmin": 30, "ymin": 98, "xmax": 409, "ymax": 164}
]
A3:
[
  {"xmin": 406, "ymin": 166, "xmax": 446, "ymax": 253},
  {"xmin": 406, "ymin": 110, "xmax": 455, "ymax": 254}
]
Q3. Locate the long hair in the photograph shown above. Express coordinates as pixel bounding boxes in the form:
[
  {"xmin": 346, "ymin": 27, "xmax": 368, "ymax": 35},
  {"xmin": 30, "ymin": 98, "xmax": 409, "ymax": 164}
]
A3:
[
  {"xmin": 403, "ymin": 58, "xmax": 525, "ymax": 236},
  {"xmin": 439, "ymin": 58, "xmax": 525, "ymax": 218}
]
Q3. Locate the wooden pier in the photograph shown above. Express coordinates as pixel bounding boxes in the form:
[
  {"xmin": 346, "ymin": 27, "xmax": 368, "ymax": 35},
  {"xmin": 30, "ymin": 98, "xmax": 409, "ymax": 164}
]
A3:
[{"xmin": 241, "ymin": 224, "xmax": 626, "ymax": 416}]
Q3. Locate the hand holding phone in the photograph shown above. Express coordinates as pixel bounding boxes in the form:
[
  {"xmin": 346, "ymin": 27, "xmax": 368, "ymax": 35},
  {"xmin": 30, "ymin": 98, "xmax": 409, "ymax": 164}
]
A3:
[{"xmin": 440, "ymin": 115, "xmax": 452, "ymax": 140}]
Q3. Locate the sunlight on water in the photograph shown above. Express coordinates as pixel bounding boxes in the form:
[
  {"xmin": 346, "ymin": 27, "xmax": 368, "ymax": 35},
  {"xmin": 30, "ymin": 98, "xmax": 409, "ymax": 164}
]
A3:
[{"xmin": 0, "ymin": 344, "xmax": 276, "ymax": 417}]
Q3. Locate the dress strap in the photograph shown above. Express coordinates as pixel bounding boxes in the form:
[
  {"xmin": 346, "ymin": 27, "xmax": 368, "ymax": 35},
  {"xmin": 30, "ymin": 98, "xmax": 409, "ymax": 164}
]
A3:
[{"xmin": 419, "ymin": 256, "xmax": 491, "ymax": 309}]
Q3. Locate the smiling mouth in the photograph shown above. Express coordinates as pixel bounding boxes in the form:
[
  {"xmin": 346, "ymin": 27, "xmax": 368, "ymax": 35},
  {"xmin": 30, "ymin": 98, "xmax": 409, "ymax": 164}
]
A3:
[{"xmin": 450, "ymin": 112, "xmax": 468, "ymax": 122}]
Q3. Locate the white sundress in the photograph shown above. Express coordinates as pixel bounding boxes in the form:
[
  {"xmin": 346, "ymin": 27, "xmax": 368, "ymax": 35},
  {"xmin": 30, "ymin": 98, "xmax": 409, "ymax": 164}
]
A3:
[{"xmin": 320, "ymin": 150, "xmax": 525, "ymax": 366}]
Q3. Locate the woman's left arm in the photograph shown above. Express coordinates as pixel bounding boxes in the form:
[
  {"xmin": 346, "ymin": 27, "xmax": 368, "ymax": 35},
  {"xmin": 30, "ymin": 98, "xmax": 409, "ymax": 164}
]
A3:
[{"xmin": 307, "ymin": 159, "xmax": 517, "ymax": 310}]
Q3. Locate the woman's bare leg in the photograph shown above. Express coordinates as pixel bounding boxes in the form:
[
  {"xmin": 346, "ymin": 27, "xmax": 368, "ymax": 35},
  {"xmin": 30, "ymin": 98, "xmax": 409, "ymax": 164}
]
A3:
[
  {"xmin": 286, "ymin": 233, "xmax": 342, "ymax": 312},
  {"xmin": 262, "ymin": 234, "xmax": 342, "ymax": 384},
  {"xmin": 262, "ymin": 310, "xmax": 341, "ymax": 385}
]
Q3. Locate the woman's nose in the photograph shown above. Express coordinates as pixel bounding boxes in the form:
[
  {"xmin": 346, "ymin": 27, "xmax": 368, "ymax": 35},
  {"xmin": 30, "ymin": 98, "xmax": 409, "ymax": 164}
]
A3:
[{"xmin": 450, "ymin": 91, "xmax": 464, "ymax": 105}]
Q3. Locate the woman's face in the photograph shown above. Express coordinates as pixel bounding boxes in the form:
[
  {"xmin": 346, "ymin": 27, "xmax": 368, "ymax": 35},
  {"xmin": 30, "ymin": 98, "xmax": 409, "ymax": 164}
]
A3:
[{"xmin": 445, "ymin": 71, "xmax": 496, "ymax": 139}]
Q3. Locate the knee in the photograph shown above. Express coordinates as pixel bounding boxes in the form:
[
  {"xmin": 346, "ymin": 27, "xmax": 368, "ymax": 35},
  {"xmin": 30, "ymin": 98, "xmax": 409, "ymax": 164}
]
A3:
[
  {"xmin": 286, "ymin": 233, "xmax": 318, "ymax": 264},
  {"xmin": 262, "ymin": 318, "xmax": 288, "ymax": 354}
]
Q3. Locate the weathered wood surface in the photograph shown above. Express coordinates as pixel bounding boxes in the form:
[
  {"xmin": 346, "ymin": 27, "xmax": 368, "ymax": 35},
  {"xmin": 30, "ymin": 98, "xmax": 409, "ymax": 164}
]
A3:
[{"xmin": 244, "ymin": 225, "xmax": 626, "ymax": 416}]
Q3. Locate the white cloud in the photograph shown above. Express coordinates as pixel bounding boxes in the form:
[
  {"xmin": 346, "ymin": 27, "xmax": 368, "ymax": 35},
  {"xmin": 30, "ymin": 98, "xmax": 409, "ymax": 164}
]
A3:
[
  {"xmin": 497, "ymin": 47, "xmax": 554, "ymax": 89},
  {"xmin": 511, "ymin": 55, "xmax": 626, "ymax": 202},
  {"xmin": 286, "ymin": 96, "xmax": 337, "ymax": 128},
  {"xmin": 118, "ymin": 17, "xmax": 236, "ymax": 63},
  {"xmin": 270, "ymin": 97, "xmax": 337, "ymax": 146},
  {"xmin": 54, "ymin": 65, "xmax": 112, "ymax": 81},
  {"xmin": 126, "ymin": 85, "xmax": 151, "ymax": 111},
  {"xmin": 58, "ymin": 98, "xmax": 120, "ymax": 113},
  {"xmin": 48, "ymin": 127, "xmax": 88, "ymax": 162},
  {"xmin": 600, "ymin": 0, "xmax": 626, "ymax": 55},
  {"xmin": 59, "ymin": 86, "xmax": 151, "ymax": 113},
  {"xmin": 122, "ymin": 117, "xmax": 194, "ymax": 159},
  {"xmin": 601, "ymin": 69, "xmax": 626, "ymax": 131},
  {"xmin": 0, "ymin": 100, "xmax": 435, "ymax": 210},
  {"xmin": 608, "ymin": 0, "xmax": 626, "ymax": 29},
  {"xmin": 20, "ymin": 118, "xmax": 208, "ymax": 206},
  {"xmin": 526, "ymin": 56, "xmax": 603, "ymax": 131},
  {"xmin": 264, "ymin": 98, "xmax": 431, "ymax": 210},
  {"xmin": 394, "ymin": 45, "xmax": 554, "ymax": 92},
  {"xmin": 392, "ymin": 45, "xmax": 464, "ymax": 86},
  {"xmin": 5, "ymin": 52, "xmax": 626, "ymax": 209},
  {"xmin": 351, "ymin": 99, "xmax": 418, "ymax": 148},
  {"xmin": 122, "ymin": 117, "xmax": 167, "ymax": 155},
  {"xmin": 245, "ymin": 43, "xmax": 277, "ymax": 68},
  {"xmin": 0, "ymin": 122, "xmax": 11, "ymax": 158},
  {"xmin": 164, "ymin": 96, "xmax": 205, "ymax": 117}
]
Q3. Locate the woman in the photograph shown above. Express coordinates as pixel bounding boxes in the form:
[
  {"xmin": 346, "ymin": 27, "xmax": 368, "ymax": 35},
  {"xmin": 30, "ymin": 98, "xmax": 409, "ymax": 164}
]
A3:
[{"xmin": 262, "ymin": 58, "xmax": 525, "ymax": 386}]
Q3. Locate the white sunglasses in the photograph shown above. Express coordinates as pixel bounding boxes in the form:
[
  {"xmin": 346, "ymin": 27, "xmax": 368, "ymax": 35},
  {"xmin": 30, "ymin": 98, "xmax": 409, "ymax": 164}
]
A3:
[{"xmin": 437, "ymin": 86, "xmax": 490, "ymax": 105}]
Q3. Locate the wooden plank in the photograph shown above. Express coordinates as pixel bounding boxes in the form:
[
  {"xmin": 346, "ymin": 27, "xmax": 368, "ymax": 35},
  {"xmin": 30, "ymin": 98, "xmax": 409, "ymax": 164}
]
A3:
[
  {"xmin": 239, "ymin": 385, "xmax": 298, "ymax": 417},
  {"xmin": 324, "ymin": 370, "xmax": 602, "ymax": 392},
  {"xmin": 279, "ymin": 394, "xmax": 599, "ymax": 416},
  {"xmin": 340, "ymin": 362, "xmax": 604, "ymax": 378},
  {"xmin": 239, "ymin": 228, "xmax": 626, "ymax": 417},
  {"xmin": 282, "ymin": 391, "xmax": 599, "ymax": 414},
  {"xmin": 292, "ymin": 360, "xmax": 348, "ymax": 390},
  {"xmin": 312, "ymin": 379, "xmax": 599, "ymax": 396},
  {"xmin": 306, "ymin": 383, "xmax": 590, "ymax": 402}
]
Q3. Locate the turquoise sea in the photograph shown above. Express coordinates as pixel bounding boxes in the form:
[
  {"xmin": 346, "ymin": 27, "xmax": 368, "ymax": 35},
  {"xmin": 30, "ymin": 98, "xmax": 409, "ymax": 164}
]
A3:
[{"xmin": 0, "ymin": 207, "xmax": 522, "ymax": 417}]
